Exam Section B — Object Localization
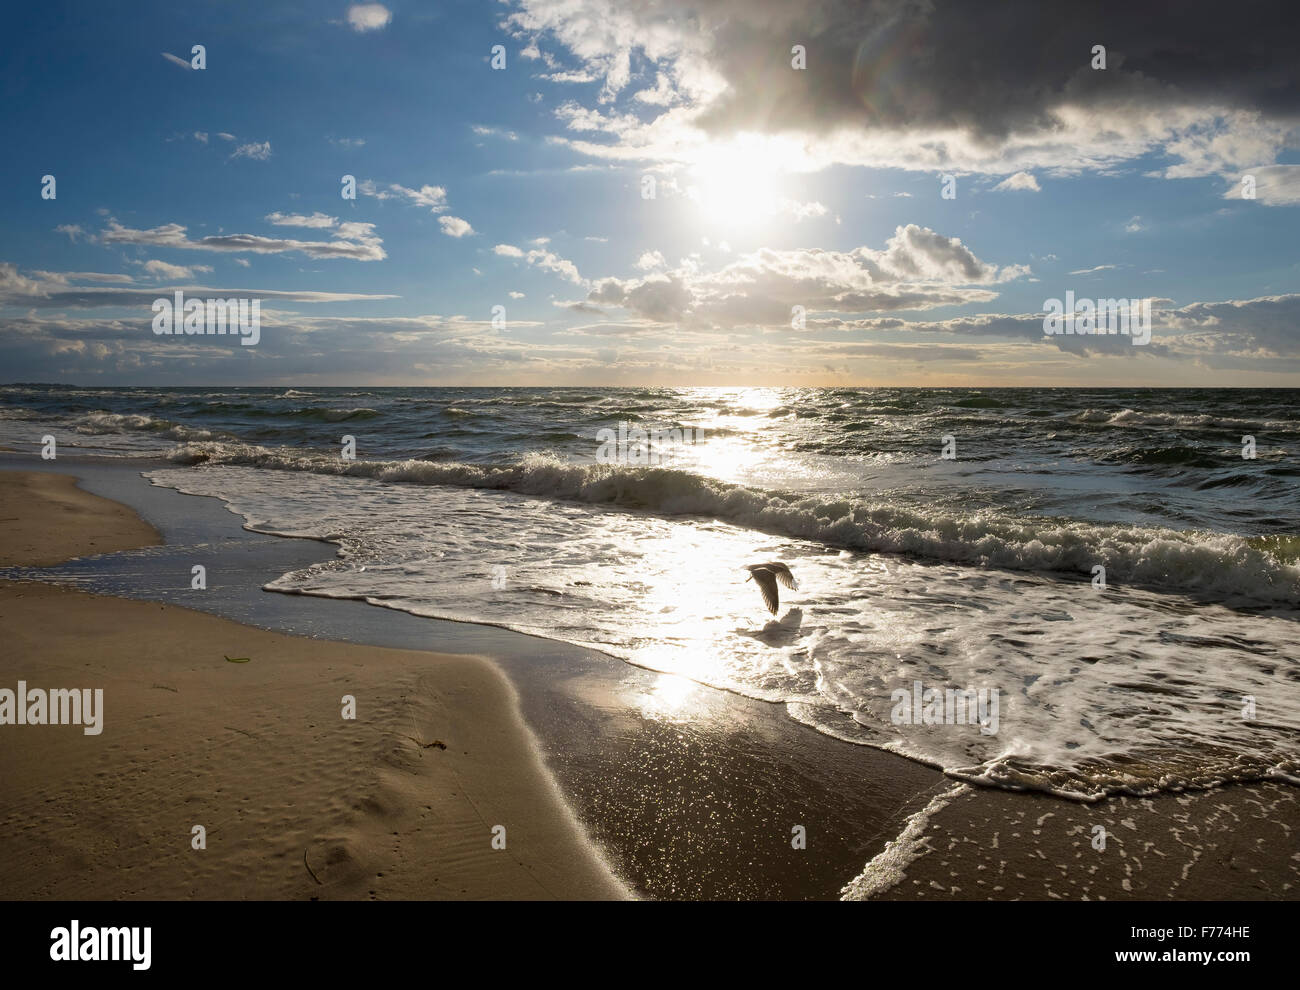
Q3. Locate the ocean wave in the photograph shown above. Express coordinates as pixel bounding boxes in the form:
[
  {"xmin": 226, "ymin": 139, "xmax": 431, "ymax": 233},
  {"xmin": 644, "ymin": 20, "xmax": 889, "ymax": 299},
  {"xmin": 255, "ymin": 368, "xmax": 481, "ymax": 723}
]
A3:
[
  {"xmin": 164, "ymin": 441, "xmax": 1300, "ymax": 603},
  {"xmin": 283, "ymin": 406, "xmax": 380, "ymax": 422},
  {"xmin": 0, "ymin": 406, "xmax": 44, "ymax": 420},
  {"xmin": 73, "ymin": 411, "xmax": 220, "ymax": 441},
  {"xmin": 951, "ymin": 396, "xmax": 1006, "ymax": 409},
  {"xmin": 1071, "ymin": 408, "xmax": 1299, "ymax": 432}
]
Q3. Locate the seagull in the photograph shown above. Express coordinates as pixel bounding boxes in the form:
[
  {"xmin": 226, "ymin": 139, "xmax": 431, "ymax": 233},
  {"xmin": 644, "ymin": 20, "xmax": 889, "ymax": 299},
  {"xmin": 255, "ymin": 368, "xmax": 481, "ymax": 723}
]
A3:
[{"xmin": 744, "ymin": 562, "xmax": 798, "ymax": 615}]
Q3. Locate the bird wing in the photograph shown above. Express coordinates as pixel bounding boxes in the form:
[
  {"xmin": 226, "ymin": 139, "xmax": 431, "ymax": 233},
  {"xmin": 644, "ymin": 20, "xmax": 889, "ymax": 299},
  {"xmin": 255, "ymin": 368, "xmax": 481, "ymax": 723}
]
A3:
[
  {"xmin": 753, "ymin": 562, "xmax": 797, "ymax": 590},
  {"xmin": 770, "ymin": 563, "xmax": 797, "ymax": 591},
  {"xmin": 751, "ymin": 568, "xmax": 780, "ymax": 614}
]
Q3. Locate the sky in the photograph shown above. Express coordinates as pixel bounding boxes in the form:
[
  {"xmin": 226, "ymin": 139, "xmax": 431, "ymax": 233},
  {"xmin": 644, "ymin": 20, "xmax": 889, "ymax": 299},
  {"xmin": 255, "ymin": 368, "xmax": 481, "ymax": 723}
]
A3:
[{"xmin": 2, "ymin": 0, "xmax": 1299, "ymax": 387}]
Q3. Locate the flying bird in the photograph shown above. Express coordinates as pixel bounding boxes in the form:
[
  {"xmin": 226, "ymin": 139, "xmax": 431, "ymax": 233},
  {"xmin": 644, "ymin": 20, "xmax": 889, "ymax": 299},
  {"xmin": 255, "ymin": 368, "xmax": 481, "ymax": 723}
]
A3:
[{"xmin": 744, "ymin": 562, "xmax": 797, "ymax": 615}]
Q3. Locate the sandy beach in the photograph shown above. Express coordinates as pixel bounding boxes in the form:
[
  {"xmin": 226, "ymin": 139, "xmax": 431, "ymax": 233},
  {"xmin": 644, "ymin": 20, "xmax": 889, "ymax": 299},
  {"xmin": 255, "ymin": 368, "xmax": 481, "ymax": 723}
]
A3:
[{"xmin": 0, "ymin": 471, "xmax": 626, "ymax": 900}]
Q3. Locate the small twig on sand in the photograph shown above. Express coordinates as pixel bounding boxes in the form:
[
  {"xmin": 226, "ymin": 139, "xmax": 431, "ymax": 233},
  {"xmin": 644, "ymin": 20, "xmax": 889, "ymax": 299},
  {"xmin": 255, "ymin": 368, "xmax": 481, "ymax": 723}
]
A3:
[{"xmin": 303, "ymin": 849, "xmax": 323, "ymax": 886}]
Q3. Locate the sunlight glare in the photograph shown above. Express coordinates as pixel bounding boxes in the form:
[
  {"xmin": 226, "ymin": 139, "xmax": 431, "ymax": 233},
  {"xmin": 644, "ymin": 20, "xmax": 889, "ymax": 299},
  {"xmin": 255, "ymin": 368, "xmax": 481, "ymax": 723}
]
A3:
[{"xmin": 686, "ymin": 140, "xmax": 787, "ymax": 235}]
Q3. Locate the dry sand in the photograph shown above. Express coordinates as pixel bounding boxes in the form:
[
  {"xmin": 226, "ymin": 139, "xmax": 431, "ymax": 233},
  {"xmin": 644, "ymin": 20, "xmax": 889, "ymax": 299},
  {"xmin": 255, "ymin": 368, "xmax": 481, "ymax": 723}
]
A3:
[{"xmin": 0, "ymin": 471, "xmax": 626, "ymax": 900}]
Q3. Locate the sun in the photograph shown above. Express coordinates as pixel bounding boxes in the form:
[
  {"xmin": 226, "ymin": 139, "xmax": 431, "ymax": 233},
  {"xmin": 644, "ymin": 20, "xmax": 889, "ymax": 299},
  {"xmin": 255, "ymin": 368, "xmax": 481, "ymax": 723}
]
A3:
[{"xmin": 685, "ymin": 139, "xmax": 787, "ymax": 235}]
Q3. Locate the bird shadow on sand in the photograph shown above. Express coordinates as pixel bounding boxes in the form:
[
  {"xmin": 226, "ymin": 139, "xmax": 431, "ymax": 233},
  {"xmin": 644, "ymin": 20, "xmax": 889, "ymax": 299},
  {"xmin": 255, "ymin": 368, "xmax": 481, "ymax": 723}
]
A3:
[{"xmin": 735, "ymin": 607, "xmax": 804, "ymax": 645}]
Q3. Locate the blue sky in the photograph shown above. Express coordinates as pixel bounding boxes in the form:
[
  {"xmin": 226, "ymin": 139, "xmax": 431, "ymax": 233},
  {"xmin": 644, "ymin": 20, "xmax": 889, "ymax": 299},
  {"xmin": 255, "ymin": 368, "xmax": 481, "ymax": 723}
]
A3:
[{"xmin": 2, "ymin": 0, "xmax": 1299, "ymax": 385}]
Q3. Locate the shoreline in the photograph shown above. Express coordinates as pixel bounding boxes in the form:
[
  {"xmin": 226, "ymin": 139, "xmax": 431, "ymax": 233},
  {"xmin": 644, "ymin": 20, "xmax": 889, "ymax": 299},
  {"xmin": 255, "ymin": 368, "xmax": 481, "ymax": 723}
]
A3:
[{"xmin": 2, "ymin": 458, "xmax": 1296, "ymax": 900}]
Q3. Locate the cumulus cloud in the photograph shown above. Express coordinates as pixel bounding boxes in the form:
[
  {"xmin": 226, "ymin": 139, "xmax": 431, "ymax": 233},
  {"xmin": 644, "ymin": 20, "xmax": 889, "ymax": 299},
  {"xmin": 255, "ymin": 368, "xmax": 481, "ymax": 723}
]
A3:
[
  {"xmin": 586, "ymin": 224, "xmax": 1025, "ymax": 329},
  {"xmin": 346, "ymin": 4, "xmax": 391, "ymax": 32},
  {"xmin": 1159, "ymin": 294, "xmax": 1300, "ymax": 358},
  {"xmin": 439, "ymin": 216, "xmax": 475, "ymax": 237}
]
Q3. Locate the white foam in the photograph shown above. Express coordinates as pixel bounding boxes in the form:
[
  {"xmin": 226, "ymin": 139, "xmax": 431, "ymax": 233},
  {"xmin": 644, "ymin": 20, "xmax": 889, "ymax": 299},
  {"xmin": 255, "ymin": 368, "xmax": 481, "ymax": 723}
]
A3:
[
  {"xmin": 162, "ymin": 443, "xmax": 1300, "ymax": 604},
  {"xmin": 144, "ymin": 463, "xmax": 1300, "ymax": 802},
  {"xmin": 840, "ymin": 783, "xmax": 969, "ymax": 900}
]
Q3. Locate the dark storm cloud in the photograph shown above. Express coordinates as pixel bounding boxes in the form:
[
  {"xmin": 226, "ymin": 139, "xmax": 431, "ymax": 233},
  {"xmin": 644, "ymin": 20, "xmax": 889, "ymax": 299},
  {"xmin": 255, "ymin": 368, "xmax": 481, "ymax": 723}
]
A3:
[{"xmin": 686, "ymin": 0, "xmax": 1300, "ymax": 139}]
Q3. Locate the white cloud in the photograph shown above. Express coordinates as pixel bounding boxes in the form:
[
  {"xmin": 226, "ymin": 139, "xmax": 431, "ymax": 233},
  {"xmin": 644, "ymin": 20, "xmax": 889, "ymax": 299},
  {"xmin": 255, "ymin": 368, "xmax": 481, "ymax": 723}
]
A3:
[
  {"xmin": 633, "ymin": 72, "xmax": 678, "ymax": 106},
  {"xmin": 471, "ymin": 125, "xmax": 519, "ymax": 141},
  {"xmin": 494, "ymin": 244, "xmax": 583, "ymax": 283},
  {"xmin": 346, "ymin": 4, "xmax": 391, "ymax": 32},
  {"xmin": 0, "ymin": 263, "xmax": 396, "ymax": 308},
  {"xmin": 780, "ymin": 199, "xmax": 830, "ymax": 221},
  {"xmin": 635, "ymin": 250, "xmax": 665, "ymax": 271},
  {"xmin": 993, "ymin": 171, "xmax": 1041, "ymax": 192},
  {"xmin": 99, "ymin": 217, "xmax": 385, "ymax": 262},
  {"xmin": 1222, "ymin": 164, "xmax": 1300, "ymax": 206},
  {"xmin": 439, "ymin": 216, "xmax": 475, "ymax": 238},
  {"xmin": 230, "ymin": 141, "xmax": 272, "ymax": 161},
  {"xmin": 140, "ymin": 260, "xmax": 213, "ymax": 280},
  {"xmin": 586, "ymin": 224, "xmax": 1026, "ymax": 330},
  {"xmin": 25, "ymin": 268, "xmax": 135, "ymax": 286},
  {"xmin": 360, "ymin": 180, "xmax": 448, "ymax": 212},
  {"xmin": 265, "ymin": 211, "xmax": 339, "ymax": 229},
  {"xmin": 543, "ymin": 70, "xmax": 600, "ymax": 85}
]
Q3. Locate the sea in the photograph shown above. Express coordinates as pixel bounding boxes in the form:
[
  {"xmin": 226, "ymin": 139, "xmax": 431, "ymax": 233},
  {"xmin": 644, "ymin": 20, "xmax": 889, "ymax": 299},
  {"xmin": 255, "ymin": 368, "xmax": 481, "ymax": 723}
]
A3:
[{"xmin": 3, "ymin": 384, "xmax": 1297, "ymax": 802}]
